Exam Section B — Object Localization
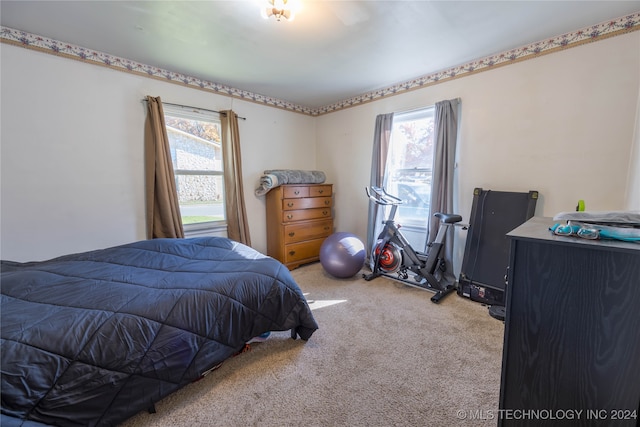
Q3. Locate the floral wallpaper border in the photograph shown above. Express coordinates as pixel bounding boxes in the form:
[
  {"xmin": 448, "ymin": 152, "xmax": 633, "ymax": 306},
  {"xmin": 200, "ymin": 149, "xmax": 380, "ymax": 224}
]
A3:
[{"xmin": 2, "ymin": 12, "xmax": 639, "ymax": 116}]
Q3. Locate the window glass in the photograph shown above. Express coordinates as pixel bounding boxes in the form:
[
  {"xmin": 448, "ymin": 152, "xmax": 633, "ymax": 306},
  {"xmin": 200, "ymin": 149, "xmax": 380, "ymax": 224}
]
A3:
[
  {"xmin": 163, "ymin": 105, "xmax": 225, "ymax": 228},
  {"xmin": 385, "ymin": 107, "xmax": 435, "ymax": 251}
]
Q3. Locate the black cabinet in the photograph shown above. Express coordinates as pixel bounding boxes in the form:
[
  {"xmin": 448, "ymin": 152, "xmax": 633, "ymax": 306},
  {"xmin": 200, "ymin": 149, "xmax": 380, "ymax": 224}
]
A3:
[{"xmin": 499, "ymin": 217, "xmax": 640, "ymax": 426}]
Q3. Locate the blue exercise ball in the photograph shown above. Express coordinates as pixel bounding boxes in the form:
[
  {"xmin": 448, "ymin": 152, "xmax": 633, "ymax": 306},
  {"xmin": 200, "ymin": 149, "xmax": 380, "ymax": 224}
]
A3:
[{"xmin": 320, "ymin": 232, "xmax": 366, "ymax": 278}]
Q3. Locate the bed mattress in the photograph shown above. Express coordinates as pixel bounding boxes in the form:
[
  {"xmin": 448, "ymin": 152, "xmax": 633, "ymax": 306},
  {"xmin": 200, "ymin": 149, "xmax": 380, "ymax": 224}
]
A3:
[{"xmin": 1, "ymin": 237, "xmax": 318, "ymax": 426}]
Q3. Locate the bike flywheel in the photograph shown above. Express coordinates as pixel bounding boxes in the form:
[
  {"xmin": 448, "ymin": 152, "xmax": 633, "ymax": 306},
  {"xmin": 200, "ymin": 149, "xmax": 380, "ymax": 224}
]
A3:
[{"xmin": 374, "ymin": 241, "xmax": 402, "ymax": 273}]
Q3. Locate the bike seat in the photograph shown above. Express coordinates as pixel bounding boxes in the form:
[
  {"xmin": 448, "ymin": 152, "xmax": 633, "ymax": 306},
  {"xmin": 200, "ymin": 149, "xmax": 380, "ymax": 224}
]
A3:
[{"xmin": 434, "ymin": 212, "xmax": 462, "ymax": 224}]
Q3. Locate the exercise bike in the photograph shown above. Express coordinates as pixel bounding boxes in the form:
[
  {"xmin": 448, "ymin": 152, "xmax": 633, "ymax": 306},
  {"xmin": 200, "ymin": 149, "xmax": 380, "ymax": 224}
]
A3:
[{"xmin": 363, "ymin": 186, "xmax": 462, "ymax": 303}]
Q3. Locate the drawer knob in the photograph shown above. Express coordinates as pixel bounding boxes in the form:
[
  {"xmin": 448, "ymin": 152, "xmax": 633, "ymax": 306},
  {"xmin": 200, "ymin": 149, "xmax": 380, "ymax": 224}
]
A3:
[
  {"xmin": 289, "ymin": 250, "xmax": 296, "ymax": 256},
  {"xmin": 324, "ymin": 226, "xmax": 330, "ymax": 231},
  {"xmin": 294, "ymin": 190, "xmax": 300, "ymax": 195},
  {"xmin": 324, "ymin": 200, "xmax": 330, "ymax": 205},
  {"xmin": 322, "ymin": 210, "xmax": 328, "ymax": 216},
  {"xmin": 288, "ymin": 232, "xmax": 295, "ymax": 237},
  {"xmin": 287, "ymin": 202, "xmax": 294, "ymax": 207},
  {"xmin": 287, "ymin": 214, "xmax": 293, "ymax": 220},
  {"xmin": 318, "ymin": 189, "xmax": 324, "ymax": 194}
]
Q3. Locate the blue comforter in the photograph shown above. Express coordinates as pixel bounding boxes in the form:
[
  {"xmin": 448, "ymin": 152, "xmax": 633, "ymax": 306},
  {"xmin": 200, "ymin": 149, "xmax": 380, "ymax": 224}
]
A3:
[{"xmin": 1, "ymin": 237, "xmax": 318, "ymax": 426}]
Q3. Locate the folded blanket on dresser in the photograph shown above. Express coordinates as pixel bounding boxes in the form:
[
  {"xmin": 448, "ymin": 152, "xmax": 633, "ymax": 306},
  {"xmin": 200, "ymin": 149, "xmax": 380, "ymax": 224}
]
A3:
[{"xmin": 255, "ymin": 170, "xmax": 326, "ymax": 196}]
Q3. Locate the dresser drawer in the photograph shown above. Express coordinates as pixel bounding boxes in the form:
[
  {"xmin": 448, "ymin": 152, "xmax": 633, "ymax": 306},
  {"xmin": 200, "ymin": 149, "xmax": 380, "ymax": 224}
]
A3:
[
  {"xmin": 283, "ymin": 186, "xmax": 310, "ymax": 198},
  {"xmin": 284, "ymin": 238, "xmax": 325, "ymax": 264},
  {"xmin": 283, "ymin": 208, "xmax": 332, "ymax": 222},
  {"xmin": 283, "ymin": 184, "xmax": 332, "ymax": 199},
  {"xmin": 309, "ymin": 185, "xmax": 332, "ymax": 197},
  {"xmin": 283, "ymin": 197, "xmax": 332, "ymax": 210},
  {"xmin": 284, "ymin": 219, "xmax": 333, "ymax": 244}
]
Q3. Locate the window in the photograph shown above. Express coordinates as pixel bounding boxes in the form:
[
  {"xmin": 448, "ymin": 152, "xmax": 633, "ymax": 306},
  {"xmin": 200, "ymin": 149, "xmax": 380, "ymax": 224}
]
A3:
[
  {"xmin": 163, "ymin": 104, "xmax": 226, "ymax": 234},
  {"xmin": 385, "ymin": 107, "xmax": 435, "ymax": 252}
]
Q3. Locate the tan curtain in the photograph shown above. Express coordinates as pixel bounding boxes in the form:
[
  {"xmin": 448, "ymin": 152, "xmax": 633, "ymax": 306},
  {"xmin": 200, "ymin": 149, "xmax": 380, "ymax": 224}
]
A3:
[
  {"xmin": 144, "ymin": 96, "xmax": 184, "ymax": 239},
  {"xmin": 220, "ymin": 110, "xmax": 251, "ymax": 246}
]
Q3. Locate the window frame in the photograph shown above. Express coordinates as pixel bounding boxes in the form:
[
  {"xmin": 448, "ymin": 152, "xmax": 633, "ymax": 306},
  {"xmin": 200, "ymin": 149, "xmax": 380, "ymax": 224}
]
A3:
[
  {"xmin": 385, "ymin": 106, "xmax": 436, "ymax": 252},
  {"xmin": 162, "ymin": 103, "xmax": 227, "ymax": 237}
]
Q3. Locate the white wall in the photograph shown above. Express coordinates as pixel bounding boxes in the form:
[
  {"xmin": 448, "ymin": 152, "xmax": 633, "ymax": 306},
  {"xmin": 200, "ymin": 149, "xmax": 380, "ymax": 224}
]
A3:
[
  {"xmin": 2, "ymin": 31, "xmax": 639, "ymax": 263},
  {"xmin": 317, "ymin": 31, "xmax": 640, "ymax": 256},
  {"xmin": 0, "ymin": 44, "xmax": 316, "ymax": 261}
]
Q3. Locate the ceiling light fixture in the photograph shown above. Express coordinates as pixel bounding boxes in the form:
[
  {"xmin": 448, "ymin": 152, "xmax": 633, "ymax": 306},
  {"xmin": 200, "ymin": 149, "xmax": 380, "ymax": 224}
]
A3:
[{"xmin": 261, "ymin": 0, "xmax": 300, "ymax": 22}]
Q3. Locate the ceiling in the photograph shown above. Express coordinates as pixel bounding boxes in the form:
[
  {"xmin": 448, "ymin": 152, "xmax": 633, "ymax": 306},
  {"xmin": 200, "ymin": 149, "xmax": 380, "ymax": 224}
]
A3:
[{"xmin": 2, "ymin": 1, "xmax": 639, "ymax": 109}]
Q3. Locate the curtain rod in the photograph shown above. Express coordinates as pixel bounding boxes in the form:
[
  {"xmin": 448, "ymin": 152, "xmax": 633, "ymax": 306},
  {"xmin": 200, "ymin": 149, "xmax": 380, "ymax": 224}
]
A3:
[
  {"xmin": 141, "ymin": 99, "xmax": 246, "ymax": 120},
  {"xmin": 397, "ymin": 97, "xmax": 462, "ymax": 116}
]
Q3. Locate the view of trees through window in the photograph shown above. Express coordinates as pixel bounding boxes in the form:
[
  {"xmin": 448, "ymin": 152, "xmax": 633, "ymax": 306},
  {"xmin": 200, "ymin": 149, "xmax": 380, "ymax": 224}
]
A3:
[
  {"xmin": 163, "ymin": 107, "xmax": 225, "ymax": 226},
  {"xmin": 385, "ymin": 107, "xmax": 435, "ymax": 251}
]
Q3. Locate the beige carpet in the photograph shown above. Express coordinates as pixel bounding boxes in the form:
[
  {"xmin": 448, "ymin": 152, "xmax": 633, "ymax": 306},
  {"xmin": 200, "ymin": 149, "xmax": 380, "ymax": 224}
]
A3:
[{"xmin": 121, "ymin": 263, "xmax": 504, "ymax": 426}]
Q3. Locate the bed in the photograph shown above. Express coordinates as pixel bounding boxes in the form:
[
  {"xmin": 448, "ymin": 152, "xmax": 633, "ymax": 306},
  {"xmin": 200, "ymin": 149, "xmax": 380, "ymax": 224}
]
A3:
[{"xmin": 0, "ymin": 237, "xmax": 318, "ymax": 426}]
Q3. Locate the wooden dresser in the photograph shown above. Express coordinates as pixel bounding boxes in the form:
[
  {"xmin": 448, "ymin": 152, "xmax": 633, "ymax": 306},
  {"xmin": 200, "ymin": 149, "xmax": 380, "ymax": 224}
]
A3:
[{"xmin": 266, "ymin": 184, "xmax": 333, "ymax": 270}]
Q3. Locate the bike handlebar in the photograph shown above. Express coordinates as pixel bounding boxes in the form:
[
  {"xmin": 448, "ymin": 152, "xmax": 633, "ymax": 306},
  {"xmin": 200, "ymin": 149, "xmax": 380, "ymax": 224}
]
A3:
[{"xmin": 365, "ymin": 186, "xmax": 404, "ymax": 205}]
